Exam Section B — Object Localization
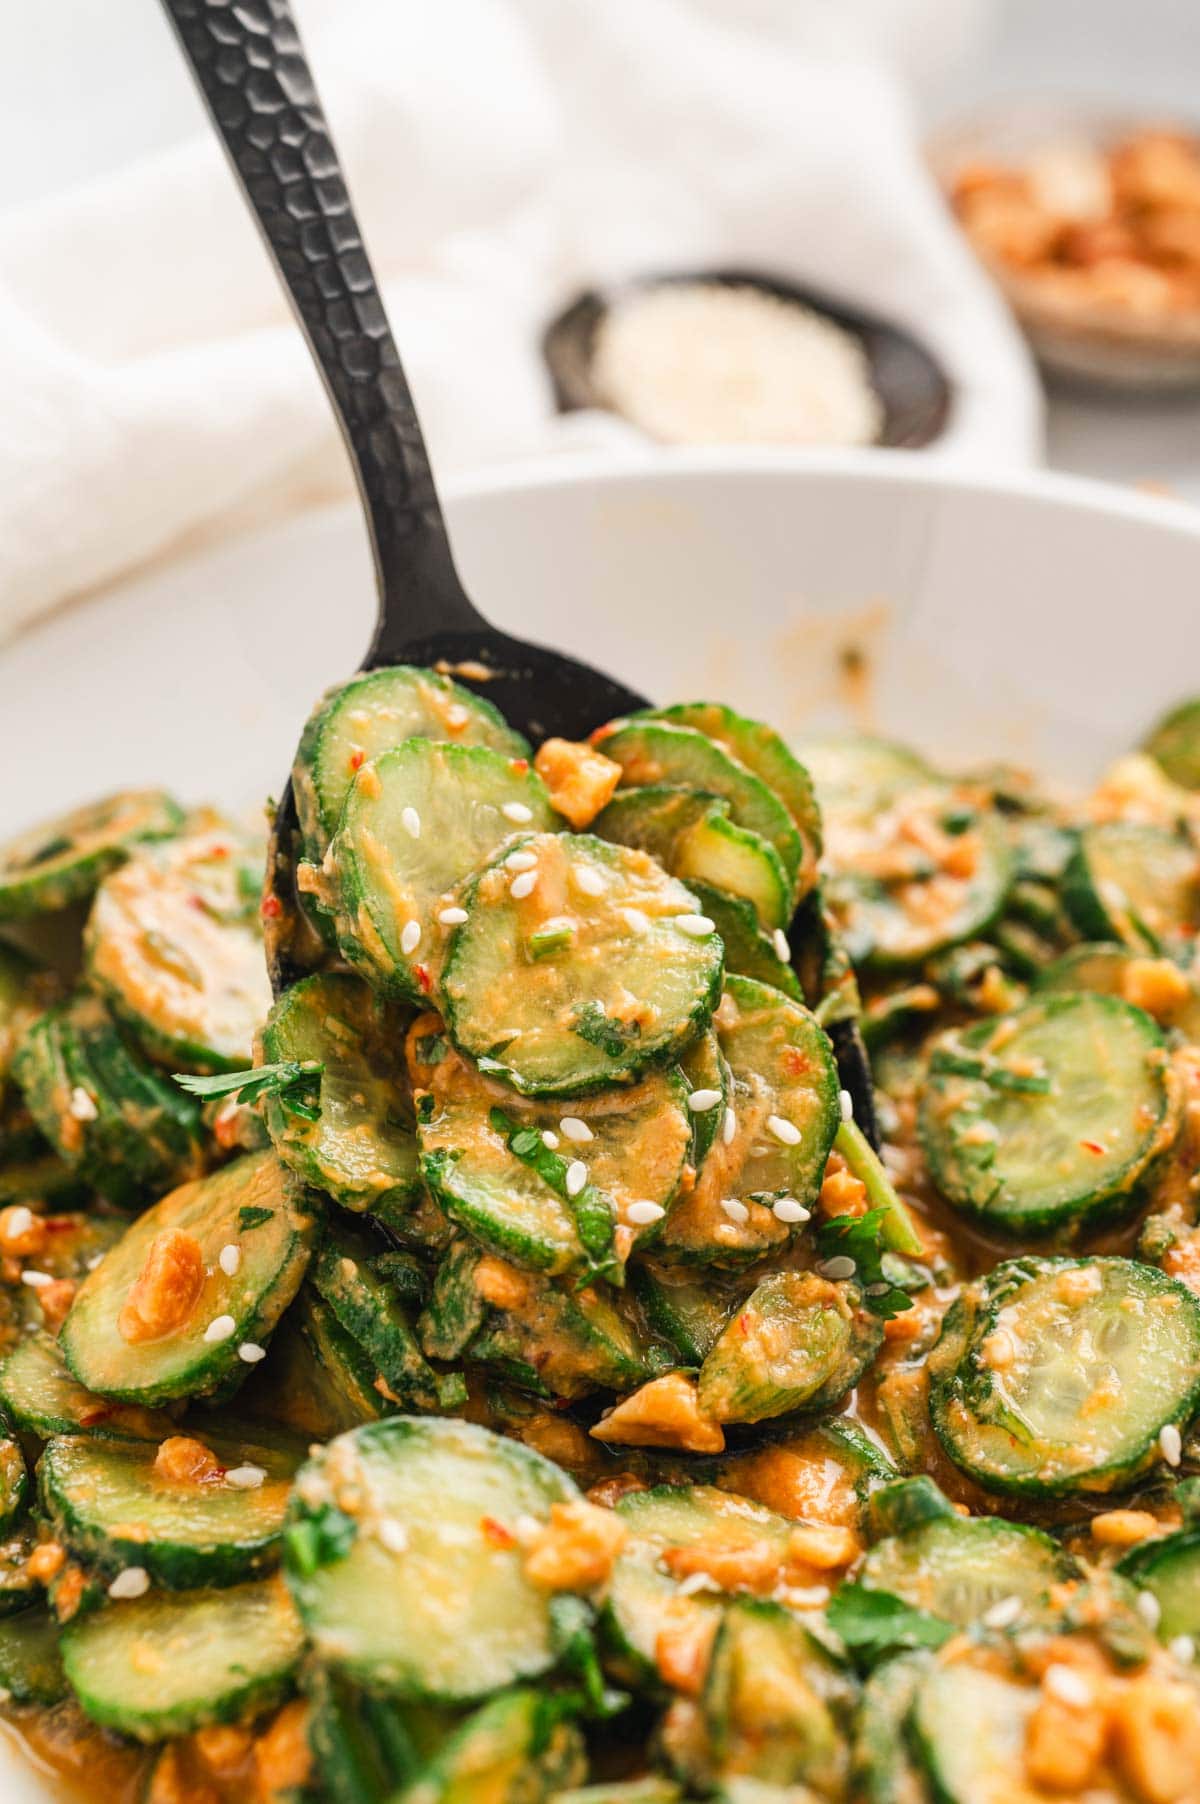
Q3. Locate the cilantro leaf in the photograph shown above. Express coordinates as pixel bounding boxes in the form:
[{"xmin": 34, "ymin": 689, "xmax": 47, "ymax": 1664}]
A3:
[
  {"xmin": 815, "ymin": 1208, "xmax": 914, "ymax": 1321},
  {"xmin": 571, "ymin": 1001, "xmax": 640, "ymax": 1061},
  {"xmin": 827, "ymin": 1582, "xmax": 952, "ymax": 1666},
  {"xmin": 173, "ymin": 1059, "xmax": 323, "ymax": 1121},
  {"xmin": 490, "ymin": 1106, "xmax": 620, "ymax": 1285}
]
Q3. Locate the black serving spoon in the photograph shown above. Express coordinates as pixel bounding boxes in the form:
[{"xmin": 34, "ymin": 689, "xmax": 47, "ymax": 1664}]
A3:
[{"xmin": 160, "ymin": 0, "xmax": 878, "ymax": 1140}]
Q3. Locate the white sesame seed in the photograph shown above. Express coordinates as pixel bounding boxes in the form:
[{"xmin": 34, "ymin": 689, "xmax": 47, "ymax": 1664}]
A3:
[
  {"xmin": 865, "ymin": 1281, "xmax": 893, "ymax": 1297},
  {"xmin": 510, "ymin": 871, "xmax": 538, "ymax": 900},
  {"xmin": 767, "ymin": 1114, "xmax": 801, "ymax": 1146},
  {"xmin": 720, "ymin": 1198, "xmax": 750, "ymax": 1224},
  {"xmin": 627, "ymin": 1201, "xmax": 666, "ymax": 1226},
  {"xmin": 674, "ymin": 913, "xmax": 715, "ymax": 938},
  {"xmin": 502, "ymin": 801, "xmax": 533, "ymax": 824},
  {"xmin": 20, "ymin": 1270, "xmax": 51, "ymax": 1290},
  {"xmin": 238, "ymin": 1342, "xmax": 266, "ymax": 1364},
  {"xmin": 226, "ymin": 1464, "xmax": 266, "ymax": 1490},
  {"xmin": 817, "ymin": 1255, "xmax": 857, "ymax": 1281},
  {"xmin": 541, "ymin": 1130, "xmax": 560, "ymax": 1150},
  {"xmin": 687, "ymin": 1089, "xmax": 722, "ymax": 1113},
  {"xmin": 775, "ymin": 1583, "xmax": 831, "ymax": 1609},
  {"xmin": 722, "ymin": 1106, "xmax": 737, "ymax": 1146},
  {"xmin": 565, "ymin": 1161, "xmax": 588, "ymax": 1198},
  {"xmin": 573, "ymin": 866, "xmax": 605, "ymax": 897},
  {"xmin": 1170, "ymin": 1634, "xmax": 1196, "ymax": 1664},
  {"xmin": 839, "ymin": 1088, "xmax": 854, "ymax": 1122},
  {"xmin": 1045, "ymin": 1664, "xmax": 1092, "ymax": 1707},
  {"xmin": 218, "ymin": 1244, "xmax": 241, "ymax": 1278},
  {"xmin": 1137, "ymin": 1591, "xmax": 1162, "ymax": 1630},
  {"xmin": 400, "ymin": 920, "xmax": 422, "ymax": 956},
  {"xmin": 982, "ymin": 1595, "xmax": 1023, "ymax": 1630},
  {"xmin": 773, "ymin": 1197, "xmax": 810, "ymax": 1223},
  {"xmin": 620, "ymin": 906, "xmax": 650, "ymax": 934},
  {"xmin": 400, "ymin": 806, "xmax": 421, "ymax": 839},
  {"xmin": 676, "ymin": 1571, "xmax": 722, "ymax": 1596},
  {"xmin": 108, "ymin": 1567, "xmax": 150, "ymax": 1600},
  {"xmin": 560, "ymin": 1118, "xmax": 594, "ymax": 1144},
  {"xmin": 1160, "ymin": 1423, "xmax": 1183, "ymax": 1467},
  {"xmin": 377, "ymin": 1518, "xmax": 409, "ymax": 1554},
  {"xmin": 772, "ymin": 929, "xmax": 790, "ymax": 962},
  {"xmin": 86, "ymin": 1253, "xmax": 105, "ymax": 1271},
  {"xmin": 68, "ymin": 1086, "xmax": 97, "ymax": 1123},
  {"xmin": 1, "ymin": 1206, "xmax": 35, "ymax": 1242},
  {"xmin": 506, "ymin": 849, "xmax": 538, "ymax": 872},
  {"xmin": 438, "ymin": 906, "xmax": 468, "ymax": 926},
  {"xmin": 203, "ymin": 1315, "xmax": 236, "ymax": 1344}
]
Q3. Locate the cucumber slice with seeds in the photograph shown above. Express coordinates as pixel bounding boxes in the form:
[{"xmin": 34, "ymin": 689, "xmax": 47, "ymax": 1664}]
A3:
[
  {"xmin": 327, "ymin": 740, "xmax": 556, "ymax": 1003},
  {"xmin": 1037, "ymin": 943, "xmax": 1200, "ymax": 1041},
  {"xmin": 1117, "ymin": 1526, "xmax": 1200, "ymax": 1640},
  {"xmin": 703, "ymin": 1597, "xmax": 854, "ymax": 1791},
  {"xmin": 313, "ymin": 1221, "xmax": 448, "ymax": 1412},
  {"xmin": 860, "ymin": 1512, "xmax": 1074, "ymax": 1627},
  {"xmin": 929, "ymin": 1255, "xmax": 1200, "ymax": 1497},
  {"xmin": 443, "ymin": 834, "xmax": 723, "ymax": 1098},
  {"xmin": 1063, "ymin": 821, "xmax": 1200, "ymax": 953},
  {"xmin": 793, "ymin": 736, "xmax": 931, "ymax": 823},
  {"xmin": 304, "ymin": 1664, "xmax": 445, "ymax": 1804},
  {"xmin": 60, "ymin": 1150, "xmax": 317, "ymax": 1405},
  {"xmin": 283, "ymin": 1417, "xmax": 578, "ymax": 1701},
  {"xmin": 0, "ymin": 1331, "xmax": 173, "ymax": 1442},
  {"xmin": 400, "ymin": 1688, "xmax": 586, "ymax": 1804},
  {"xmin": 13, "ymin": 990, "xmax": 206, "ymax": 1207},
  {"xmin": 61, "ymin": 1574, "xmax": 303, "ymax": 1741},
  {"xmin": 40, "ymin": 1423, "xmax": 304, "ymax": 1589},
  {"xmin": 657, "ymin": 977, "xmax": 839, "ymax": 1267},
  {"xmin": 593, "ymin": 787, "xmax": 791, "ymax": 932},
  {"xmin": 697, "ymin": 1271, "xmax": 882, "ymax": 1425},
  {"xmin": 0, "ymin": 1606, "xmax": 67, "ymax": 1704},
  {"xmin": 0, "ymin": 791, "xmax": 184, "ymax": 920},
  {"xmin": 852, "ymin": 1650, "xmax": 932, "ymax": 1804},
  {"xmin": 1144, "ymin": 696, "xmax": 1200, "ymax": 791},
  {"xmin": 919, "ymin": 994, "xmax": 1181, "ymax": 1236},
  {"xmin": 85, "ymin": 828, "xmax": 270, "ymax": 1073},
  {"xmin": 468, "ymin": 1264, "xmax": 662, "ymax": 1399},
  {"xmin": 629, "ymin": 1265, "xmax": 744, "ymax": 1366},
  {"xmin": 908, "ymin": 1657, "xmax": 1035, "ymax": 1804},
  {"xmin": 287, "ymin": 1291, "xmax": 392, "ymax": 1431},
  {"xmin": 261, "ymin": 972, "xmax": 421, "ymax": 1217},
  {"xmin": 595, "ymin": 721, "xmax": 803, "ymax": 891},
  {"xmin": 294, "ymin": 664, "xmax": 530, "ymax": 861}
]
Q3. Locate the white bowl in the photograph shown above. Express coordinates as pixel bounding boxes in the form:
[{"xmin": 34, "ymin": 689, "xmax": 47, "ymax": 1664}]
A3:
[{"xmin": 2, "ymin": 446, "xmax": 1200, "ymax": 1799}]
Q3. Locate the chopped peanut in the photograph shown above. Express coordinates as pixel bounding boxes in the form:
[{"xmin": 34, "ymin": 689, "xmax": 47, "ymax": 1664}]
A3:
[
  {"xmin": 523, "ymin": 1498, "xmax": 628, "ymax": 1592},
  {"xmin": 193, "ymin": 1724, "xmax": 253, "ymax": 1781},
  {"xmin": 784, "ymin": 1521, "xmax": 860, "ymax": 1572},
  {"xmin": 590, "ymin": 1373, "xmax": 725, "ymax": 1454},
  {"xmin": 1124, "ymin": 957, "xmax": 1194, "ymax": 1023},
  {"xmin": 117, "ymin": 1227, "xmax": 204, "ymax": 1344},
  {"xmin": 535, "ymin": 738, "xmax": 622, "ymax": 829},
  {"xmin": 1090, "ymin": 1509, "xmax": 1162, "ymax": 1549},
  {"xmin": 35, "ymin": 1277, "xmax": 76, "ymax": 1331},
  {"xmin": 980, "ymin": 1328, "xmax": 1016, "ymax": 1371},
  {"xmin": 144, "ymin": 1746, "xmax": 207, "ymax": 1804},
  {"xmin": 154, "ymin": 1436, "xmax": 223, "ymax": 1486},
  {"xmin": 818, "ymin": 1157, "xmax": 869, "ymax": 1220},
  {"xmin": 25, "ymin": 1541, "xmax": 65, "ymax": 1584},
  {"xmin": 664, "ymin": 1537, "xmax": 784, "ymax": 1595},
  {"xmin": 472, "ymin": 1254, "xmax": 534, "ymax": 1313},
  {"xmin": 0, "ymin": 1205, "xmax": 46, "ymax": 1258},
  {"xmin": 253, "ymin": 1700, "xmax": 313, "ymax": 1804},
  {"xmin": 655, "ymin": 1604, "xmax": 720, "ymax": 1696},
  {"xmin": 1055, "ymin": 1264, "xmax": 1104, "ymax": 1306},
  {"xmin": 51, "ymin": 1563, "xmax": 87, "ymax": 1623},
  {"xmin": 1109, "ymin": 1676, "xmax": 1200, "ymax": 1803},
  {"xmin": 1024, "ymin": 1692, "xmax": 1106, "ymax": 1793}
]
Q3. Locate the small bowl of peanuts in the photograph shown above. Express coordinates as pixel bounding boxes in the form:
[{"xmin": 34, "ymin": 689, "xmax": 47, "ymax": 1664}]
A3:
[{"xmin": 929, "ymin": 102, "xmax": 1200, "ymax": 390}]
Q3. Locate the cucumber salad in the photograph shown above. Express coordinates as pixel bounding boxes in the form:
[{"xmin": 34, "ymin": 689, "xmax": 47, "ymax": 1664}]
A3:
[{"xmin": 2, "ymin": 672, "xmax": 1200, "ymax": 1801}]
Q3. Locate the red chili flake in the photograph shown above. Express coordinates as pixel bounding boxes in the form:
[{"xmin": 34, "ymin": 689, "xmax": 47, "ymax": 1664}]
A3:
[
  {"xmin": 208, "ymin": 844, "xmax": 230, "ymax": 860},
  {"xmin": 78, "ymin": 1405, "xmax": 113, "ymax": 1427},
  {"xmin": 781, "ymin": 1048, "xmax": 811, "ymax": 1077},
  {"xmin": 480, "ymin": 1516, "xmax": 516, "ymax": 1549},
  {"xmin": 261, "ymin": 894, "xmax": 283, "ymax": 920},
  {"xmin": 1080, "ymin": 1139, "xmax": 1106, "ymax": 1155},
  {"xmin": 737, "ymin": 1313, "xmax": 752, "ymax": 1336},
  {"xmin": 510, "ymin": 758, "xmax": 529, "ymax": 774},
  {"xmin": 414, "ymin": 964, "xmax": 432, "ymax": 993},
  {"xmin": 349, "ymin": 750, "xmax": 365, "ymax": 772}
]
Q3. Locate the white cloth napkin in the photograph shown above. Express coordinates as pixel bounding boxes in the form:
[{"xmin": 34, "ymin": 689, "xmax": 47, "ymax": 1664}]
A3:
[{"xmin": 0, "ymin": 0, "xmax": 1040, "ymax": 644}]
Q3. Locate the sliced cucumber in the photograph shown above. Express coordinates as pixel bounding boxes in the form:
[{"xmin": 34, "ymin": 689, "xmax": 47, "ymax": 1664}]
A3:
[
  {"xmin": 680, "ymin": 1030, "xmax": 730, "ymax": 1169},
  {"xmin": 418, "ymin": 1237, "xmax": 489, "ymax": 1362},
  {"xmin": 61, "ymin": 1573, "xmax": 303, "ymax": 1741},
  {"xmin": 13, "ymin": 989, "xmax": 206, "ymax": 1207},
  {"xmin": 0, "ymin": 1524, "xmax": 39, "ymax": 1619},
  {"xmin": 260, "ymin": 972, "xmax": 420, "ymax": 1216},
  {"xmin": 0, "ymin": 1150, "xmax": 87, "ymax": 1211},
  {"xmin": 852, "ymin": 1650, "xmax": 932, "ymax": 1804},
  {"xmin": 593, "ymin": 787, "xmax": 791, "ymax": 932},
  {"xmin": 279, "ymin": 1291, "xmax": 391, "ymax": 1433},
  {"xmin": 657, "ymin": 977, "xmax": 839, "ymax": 1266},
  {"xmin": 0, "ymin": 1331, "xmax": 173, "ymax": 1442},
  {"xmin": 0, "ymin": 942, "xmax": 49, "ymax": 1089},
  {"xmin": 1063, "ymin": 821, "xmax": 1200, "ymax": 953},
  {"xmin": 684, "ymin": 883, "xmax": 801, "ymax": 1000},
  {"xmin": 793, "ymin": 736, "xmax": 931, "ymax": 824},
  {"xmin": 468, "ymin": 1260, "xmax": 662, "ymax": 1399},
  {"xmin": 716, "ymin": 1419, "xmax": 895, "ymax": 1529},
  {"xmin": 85, "ymin": 828, "xmax": 270, "ymax": 1074},
  {"xmin": 860, "ymin": 1512, "xmax": 1074, "ymax": 1627},
  {"xmin": 0, "ymin": 1436, "xmax": 27, "ymax": 1531},
  {"xmin": 293, "ymin": 664, "xmax": 530, "ymax": 861},
  {"xmin": 919, "ymin": 994, "xmax": 1180, "ymax": 1236},
  {"xmin": 595, "ymin": 721, "xmax": 803, "ymax": 892},
  {"xmin": 0, "ymin": 791, "xmax": 183, "ymax": 919},
  {"xmin": 629, "ymin": 1264, "xmax": 743, "ymax": 1365},
  {"xmin": 697, "ymin": 1272, "xmax": 882, "ymax": 1425},
  {"xmin": 39, "ymin": 1422, "xmax": 304, "ymax": 1590},
  {"xmin": 1036, "ymin": 943, "xmax": 1200, "ymax": 1041},
  {"xmin": 305, "ymin": 1664, "xmax": 445, "ymax": 1804},
  {"xmin": 1144, "ymin": 696, "xmax": 1200, "ymax": 790},
  {"xmin": 644, "ymin": 703, "xmax": 822, "ymax": 900},
  {"xmin": 908, "ymin": 1657, "xmax": 1035, "ymax": 1804},
  {"xmin": 283, "ymin": 1417, "xmax": 577, "ymax": 1701},
  {"xmin": 60, "ymin": 1150, "xmax": 317, "ymax": 1405},
  {"xmin": 400, "ymin": 1687, "xmax": 586, "ymax": 1804},
  {"xmin": 417, "ymin": 1043, "xmax": 691, "ymax": 1274},
  {"xmin": 313, "ymin": 1220, "xmax": 448, "ymax": 1412},
  {"xmin": 0, "ymin": 1606, "xmax": 67, "ymax": 1704},
  {"xmin": 929, "ymin": 1255, "xmax": 1200, "ymax": 1497},
  {"xmin": 703, "ymin": 1597, "xmax": 853, "ymax": 1791},
  {"xmin": 442, "ymin": 834, "xmax": 723, "ymax": 1098},
  {"xmin": 327, "ymin": 740, "xmax": 556, "ymax": 1003}
]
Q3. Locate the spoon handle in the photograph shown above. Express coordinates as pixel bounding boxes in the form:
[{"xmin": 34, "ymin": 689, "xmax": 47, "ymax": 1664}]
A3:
[{"xmin": 160, "ymin": 0, "xmax": 483, "ymax": 646}]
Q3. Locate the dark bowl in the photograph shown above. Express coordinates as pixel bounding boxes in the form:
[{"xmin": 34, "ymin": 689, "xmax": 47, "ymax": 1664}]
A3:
[{"xmin": 542, "ymin": 267, "xmax": 953, "ymax": 450}]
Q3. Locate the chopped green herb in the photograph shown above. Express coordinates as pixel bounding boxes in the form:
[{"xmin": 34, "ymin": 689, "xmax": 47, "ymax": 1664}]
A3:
[
  {"xmin": 174, "ymin": 1059, "xmax": 324, "ymax": 1120},
  {"xmin": 816, "ymin": 1208, "xmax": 914, "ymax": 1321},
  {"xmin": 827, "ymin": 1581, "xmax": 952, "ymax": 1665},
  {"xmin": 490, "ymin": 1106, "xmax": 619, "ymax": 1284}
]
